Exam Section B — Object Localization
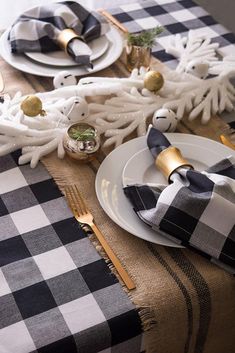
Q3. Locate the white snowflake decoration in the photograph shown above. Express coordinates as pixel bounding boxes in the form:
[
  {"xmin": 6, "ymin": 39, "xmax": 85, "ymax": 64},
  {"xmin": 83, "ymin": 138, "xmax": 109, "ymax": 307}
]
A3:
[
  {"xmin": 165, "ymin": 30, "xmax": 219, "ymax": 73},
  {"xmin": 0, "ymin": 81, "xmax": 138, "ymax": 167},
  {"xmin": 0, "ymin": 29, "xmax": 235, "ymax": 166}
]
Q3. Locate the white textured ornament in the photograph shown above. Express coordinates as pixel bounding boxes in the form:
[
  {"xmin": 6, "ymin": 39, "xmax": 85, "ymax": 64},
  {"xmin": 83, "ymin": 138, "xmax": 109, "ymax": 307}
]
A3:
[
  {"xmin": 185, "ymin": 60, "xmax": 209, "ymax": 79},
  {"xmin": 66, "ymin": 97, "xmax": 89, "ymax": 122},
  {"xmin": 209, "ymin": 55, "xmax": 235, "ymax": 76},
  {"xmin": 162, "ymin": 31, "xmax": 235, "ymax": 123},
  {"xmin": 152, "ymin": 108, "xmax": 178, "ymax": 132},
  {"xmin": 1, "ymin": 31, "xmax": 235, "ymax": 168},
  {"xmin": 53, "ymin": 71, "xmax": 77, "ymax": 89},
  {"xmin": 59, "ymin": 96, "xmax": 89, "ymax": 122},
  {"xmin": 165, "ymin": 30, "xmax": 219, "ymax": 73}
]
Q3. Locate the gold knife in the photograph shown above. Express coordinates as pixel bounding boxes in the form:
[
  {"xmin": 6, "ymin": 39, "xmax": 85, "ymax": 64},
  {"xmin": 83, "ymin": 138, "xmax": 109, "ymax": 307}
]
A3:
[
  {"xmin": 98, "ymin": 8, "xmax": 129, "ymax": 34},
  {"xmin": 220, "ymin": 134, "xmax": 235, "ymax": 151}
]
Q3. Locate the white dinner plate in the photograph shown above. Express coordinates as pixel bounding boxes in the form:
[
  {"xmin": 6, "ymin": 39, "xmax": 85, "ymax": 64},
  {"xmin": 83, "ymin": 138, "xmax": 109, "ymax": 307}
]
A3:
[
  {"xmin": 25, "ymin": 35, "xmax": 109, "ymax": 67},
  {"xmin": 0, "ymin": 26, "xmax": 123, "ymax": 77},
  {"xmin": 95, "ymin": 134, "xmax": 235, "ymax": 247}
]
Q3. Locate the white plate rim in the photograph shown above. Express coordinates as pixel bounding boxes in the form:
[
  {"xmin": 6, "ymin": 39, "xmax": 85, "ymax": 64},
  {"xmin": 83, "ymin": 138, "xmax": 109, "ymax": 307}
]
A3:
[
  {"xmin": 24, "ymin": 35, "xmax": 109, "ymax": 67},
  {"xmin": 122, "ymin": 139, "xmax": 227, "ymax": 187},
  {"xmin": 0, "ymin": 26, "xmax": 123, "ymax": 77},
  {"xmin": 95, "ymin": 134, "xmax": 235, "ymax": 247}
]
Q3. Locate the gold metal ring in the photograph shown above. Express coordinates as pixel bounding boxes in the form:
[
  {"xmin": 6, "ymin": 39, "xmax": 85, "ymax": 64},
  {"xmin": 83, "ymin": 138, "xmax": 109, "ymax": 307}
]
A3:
[
  {"xmin": 155, "ymin": 146, "xmax": 193, "ymax": 182},
  {"xmin": 57, "ymin": 29, "xmax": 83, "ymax": 54}
]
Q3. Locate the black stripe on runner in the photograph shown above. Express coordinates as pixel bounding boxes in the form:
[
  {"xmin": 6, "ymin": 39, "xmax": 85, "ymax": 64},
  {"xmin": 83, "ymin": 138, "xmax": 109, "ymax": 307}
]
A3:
[
  {"xmin": 167, "ymin": 248, "xmax": 211, "ymax": 353},
  {"xmin": 148, "ymin": 243, "xmax": 193, "ymax": 353}
]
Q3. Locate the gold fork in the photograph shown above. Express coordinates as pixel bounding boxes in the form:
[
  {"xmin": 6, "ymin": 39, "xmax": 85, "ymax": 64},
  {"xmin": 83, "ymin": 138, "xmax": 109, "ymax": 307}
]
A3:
[{"xmin": 64, "ymin": 185, "xmax": 136, "ymax": 290}]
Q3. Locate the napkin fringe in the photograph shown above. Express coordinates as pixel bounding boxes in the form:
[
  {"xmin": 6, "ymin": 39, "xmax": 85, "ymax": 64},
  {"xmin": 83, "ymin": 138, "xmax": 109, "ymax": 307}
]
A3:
[
  {"xmin": 89, "ymin": 233, "xmax": 157, "ymax": 328},
  {"xmin": 89, "ymin": 233, "xmax": 158, "ymax": 353},
  {"xmin": 89, "ymin": 233, "xmax": 157, "ymax": 324}
]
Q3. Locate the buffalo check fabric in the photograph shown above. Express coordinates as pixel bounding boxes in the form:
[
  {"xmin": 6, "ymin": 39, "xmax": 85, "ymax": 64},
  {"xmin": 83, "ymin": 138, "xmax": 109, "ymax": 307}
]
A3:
[
  {"xmin": 124, "ymin": 128, "xmax": 235, "ymax": 274},
  {"xmin": 0, "ymin": 152, "xmax": 143, "ymax": 353},
  {"xmin": 109, "ymin": 0, "xmax": 235, "ymax": 69},
  {"xmin": 9, "ymin": 1, "xmax": 109, "ymax": 66}
]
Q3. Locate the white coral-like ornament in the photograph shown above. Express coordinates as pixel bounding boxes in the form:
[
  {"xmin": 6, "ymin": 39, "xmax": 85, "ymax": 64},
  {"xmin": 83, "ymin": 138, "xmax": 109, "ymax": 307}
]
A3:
[
  {"xmin": 165, "ymin": 30, "xmax": 219, "ymax": 73},
  {"xmin": 1, "ymin": 30, "xmax": 235, "ymax": 166}
]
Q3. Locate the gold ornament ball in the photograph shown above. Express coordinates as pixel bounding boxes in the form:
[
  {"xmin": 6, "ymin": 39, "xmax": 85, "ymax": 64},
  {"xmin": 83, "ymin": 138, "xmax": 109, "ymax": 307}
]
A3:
[
  {"xmin": 144, "ymin": 71, "xmax": 164, "ymax": 93},
  {"xmin": 20, "ymin": 95, "xmax": 45, "ymax": 117}
]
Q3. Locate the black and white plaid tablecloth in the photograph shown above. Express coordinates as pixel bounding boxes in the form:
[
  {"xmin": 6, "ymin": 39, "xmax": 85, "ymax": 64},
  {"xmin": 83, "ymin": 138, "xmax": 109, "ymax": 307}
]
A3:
[
  {"xmin": 1, "ymin": 1, "xmax": 235, "ymax": 352},
  {"xmin": 0, "ymin": 151, "xmax": 143, "ymax": 353},
  {"xmin": 109, "ymin": 0, "xmax": 235, "ymax": 127},
  {"xmin": 110, "ymin": 0, "xmax": 235, "ymax": 67}
]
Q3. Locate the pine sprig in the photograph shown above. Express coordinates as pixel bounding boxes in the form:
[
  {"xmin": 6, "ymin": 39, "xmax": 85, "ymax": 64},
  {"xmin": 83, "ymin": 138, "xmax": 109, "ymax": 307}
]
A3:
[
  {"xmin": 69, "ymin": 127, "xmax": 95, "ymax": 141},
  {"xmin": 127, "ymin": 26, "xmax": 164, "ymax": 48}
]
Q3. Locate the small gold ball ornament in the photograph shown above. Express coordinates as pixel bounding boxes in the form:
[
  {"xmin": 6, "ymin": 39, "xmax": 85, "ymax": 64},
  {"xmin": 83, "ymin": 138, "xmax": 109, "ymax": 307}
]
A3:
[
  {"xmin": 20, "ymin": 95, "xmax": 46, "ymax": 117},
  {"xmin": 144, "ymin": 71, "xmax": 164, "ymax": 93}
]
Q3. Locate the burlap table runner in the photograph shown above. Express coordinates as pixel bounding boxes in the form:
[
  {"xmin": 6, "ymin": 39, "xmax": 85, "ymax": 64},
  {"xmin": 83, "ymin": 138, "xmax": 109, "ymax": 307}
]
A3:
[{"xmin": 1, "ymin": 53, "xmax": 235, "ymax": 353}]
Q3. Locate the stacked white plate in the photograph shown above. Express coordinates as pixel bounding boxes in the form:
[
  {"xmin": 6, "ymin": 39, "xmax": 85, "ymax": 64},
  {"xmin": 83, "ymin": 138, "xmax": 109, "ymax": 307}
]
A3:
[
  {"xmin": 95, "ymin": 134, "xmax": 235, "ymax": 247},
  {"xmin": 0, "ymin": 25, "xmax": 123, "ymax": 77}
]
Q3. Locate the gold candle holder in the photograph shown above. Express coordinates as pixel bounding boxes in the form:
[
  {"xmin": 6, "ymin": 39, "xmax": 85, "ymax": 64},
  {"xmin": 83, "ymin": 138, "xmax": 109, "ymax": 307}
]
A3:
[
  {"xmin": 63, "ymin": 123, "xmax": 100, "ymax": 162},
  {"xmin": 156, "ymin": 146, "xmax": 193, "ymax": 182},
  {"xmin": 126, "ymin": 45, "xmax": 151, "ymax": 72}
]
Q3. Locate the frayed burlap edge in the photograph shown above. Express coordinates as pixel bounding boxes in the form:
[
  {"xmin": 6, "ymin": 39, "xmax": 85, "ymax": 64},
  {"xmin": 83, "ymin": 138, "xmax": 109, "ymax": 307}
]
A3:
[{"xmin": 42, "ymin": 155, "xmax": 158, "ymax": 352}]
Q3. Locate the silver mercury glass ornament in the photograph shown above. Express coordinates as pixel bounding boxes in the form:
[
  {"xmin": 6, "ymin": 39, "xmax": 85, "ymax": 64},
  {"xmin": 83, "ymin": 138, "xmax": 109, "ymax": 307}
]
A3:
[{"xmin": 63, "ymin": 123, "xmax": 100, "ymax": 162}]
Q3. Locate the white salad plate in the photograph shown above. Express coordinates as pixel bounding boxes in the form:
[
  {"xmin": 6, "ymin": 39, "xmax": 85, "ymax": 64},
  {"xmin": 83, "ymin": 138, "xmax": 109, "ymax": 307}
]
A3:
[
  {"xmin": 95, "ymin": 134, "xmax": 235, "ymax": 247},
  {"xmin": 25, "ymin": 35, "xmax": 109, "ymax": 67},
  {"xmin": 0, "ymin": 26, "xmax": 123, "ymax": 77}
]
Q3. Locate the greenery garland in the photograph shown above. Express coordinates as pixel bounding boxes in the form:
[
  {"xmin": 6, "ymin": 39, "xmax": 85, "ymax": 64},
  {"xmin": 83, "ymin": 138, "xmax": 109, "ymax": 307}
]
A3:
[
  {"xmin": 69, "ymin": 127, "xmax": 95, "ymax": 141},
  {"xmin": 127, "ymin": 26, "xmax": 164, "ymax": 48}
]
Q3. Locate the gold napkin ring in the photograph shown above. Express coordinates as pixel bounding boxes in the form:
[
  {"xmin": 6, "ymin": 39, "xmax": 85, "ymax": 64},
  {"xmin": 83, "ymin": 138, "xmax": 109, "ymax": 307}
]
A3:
[
  {"xmin": 57, "ymin": 29, "xmax": 83, "ymax": 54},
  {"xmin": 155, "ymin": 146, "xmax": 194, "ymax": 182}
]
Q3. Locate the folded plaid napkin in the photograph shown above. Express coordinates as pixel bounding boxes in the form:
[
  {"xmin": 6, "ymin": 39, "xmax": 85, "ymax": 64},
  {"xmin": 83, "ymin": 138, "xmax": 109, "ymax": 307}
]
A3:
[
  {"xmin": 124, "ymin": 127, "xmax": 235, "ymax": 273},
  {"xmin": 8, "ymin": 1, "xmax": 109, "ymax": 66}
]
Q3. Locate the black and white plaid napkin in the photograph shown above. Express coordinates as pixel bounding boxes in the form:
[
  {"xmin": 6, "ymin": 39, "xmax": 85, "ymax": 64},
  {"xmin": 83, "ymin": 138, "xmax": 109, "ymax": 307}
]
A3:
[
  {"xmin": 124, "ymin": 127, "xmax": 235, "ymax": 273},
  {"xmin": 8, "ymin": 1, "xmax": 109, "ymax": 66},
  {"xmin": 0, "ymin": 152, "xmax": 143, "ymax": 353}
]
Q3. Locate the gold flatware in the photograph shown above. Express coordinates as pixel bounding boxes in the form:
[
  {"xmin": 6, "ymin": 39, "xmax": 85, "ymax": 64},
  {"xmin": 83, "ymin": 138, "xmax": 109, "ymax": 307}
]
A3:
[
  {"xmin": 98, "ymin": 9, "xmax": 129, "ymax": 34},
  {"xmin": 220, "ymin": 134, "xmax": 235, "ymax": 151},
  {"xmin": 64, "ymin": 185, "xmax": 136, "ymax": 290}
]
